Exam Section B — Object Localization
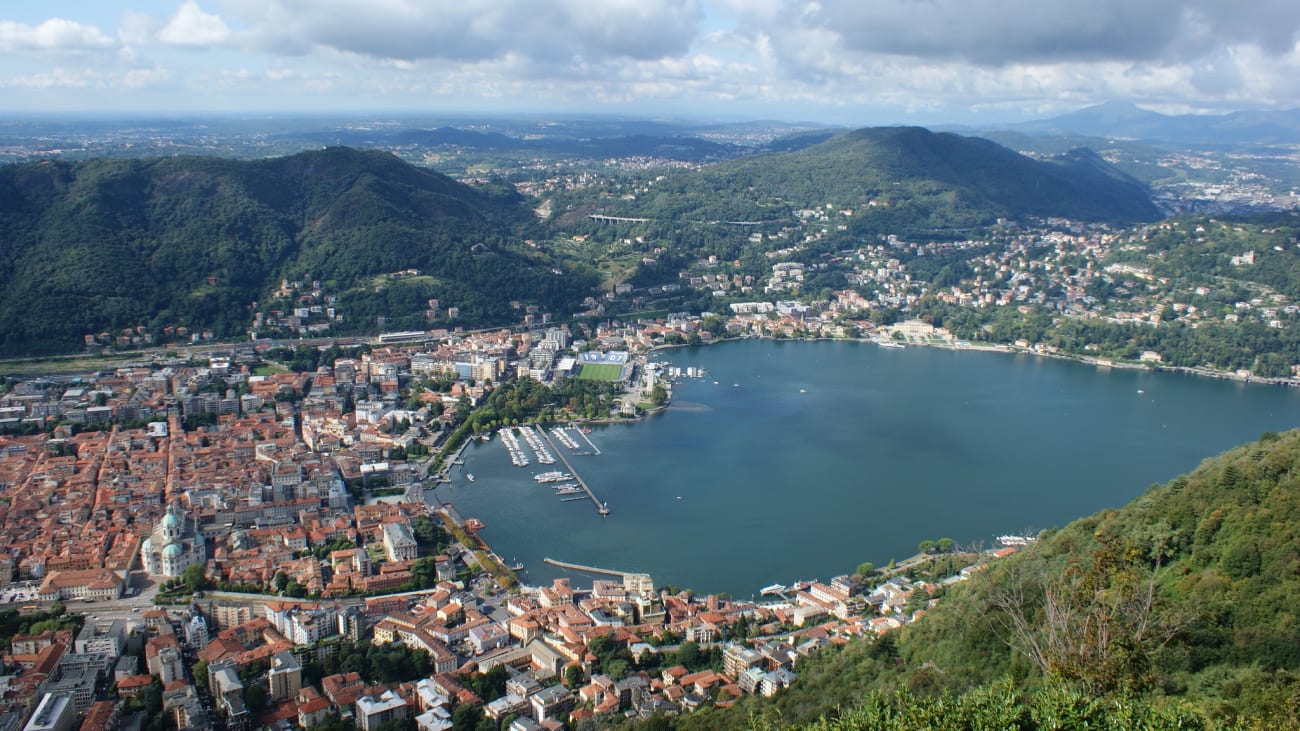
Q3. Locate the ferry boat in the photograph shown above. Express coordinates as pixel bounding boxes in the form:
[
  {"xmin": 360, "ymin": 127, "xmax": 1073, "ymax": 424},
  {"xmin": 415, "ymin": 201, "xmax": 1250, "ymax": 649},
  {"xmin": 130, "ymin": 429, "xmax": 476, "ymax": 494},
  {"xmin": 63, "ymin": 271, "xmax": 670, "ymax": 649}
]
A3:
[
  {"xmin": 997, "ymin": 534, "xmax": 1037, "ymax": 547},
  {"xmin": 879, "ymin": 340, "xmax": 906, "ymax": 349},
  {"xmin": 760, "ymin": 584, "xmax": 787, "ymax": 596},
  {"xmin": 534, "ymin": 471, "xmax": 571, "ymax": 483}
]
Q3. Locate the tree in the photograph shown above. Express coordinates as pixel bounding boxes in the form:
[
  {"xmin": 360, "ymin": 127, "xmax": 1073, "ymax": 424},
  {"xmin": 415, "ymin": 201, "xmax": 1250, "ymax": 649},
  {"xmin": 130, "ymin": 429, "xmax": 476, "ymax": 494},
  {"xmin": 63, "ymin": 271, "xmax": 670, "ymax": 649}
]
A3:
[
  {"xmin": 182, "ymin": 563, "xmax": 210, "ymax": 594},
  {"xmin": 273, "ymin": 571, "xmax": 289, "ymax": 592},
  {"xmin": 244, "ymin": 684, "xmax": 268, "ymax": 715},
  {"xmin": 919, "ymin": 539, "xmax": 937, "ymax": 554},
  {"xmin": 856, "ymin": 562, "xmax": 876, "ymax": 577},
  {"xmin": 566, "ymin": 664, "xmax": 585, "ymax": 688},
  {"xmin": 675, "ymin": 641, "xmax": 701, "ymax": 669},
  {"xmin": 993, "ymin": 535, "xmax": 1185, "ymax": 695},
  {"xmin": 192, "ymin": 658, "xmax": 209, "ymax": 690},
  {"xmin": 937, "ymin": 537, "xmax": 955, "ymax": 553}
]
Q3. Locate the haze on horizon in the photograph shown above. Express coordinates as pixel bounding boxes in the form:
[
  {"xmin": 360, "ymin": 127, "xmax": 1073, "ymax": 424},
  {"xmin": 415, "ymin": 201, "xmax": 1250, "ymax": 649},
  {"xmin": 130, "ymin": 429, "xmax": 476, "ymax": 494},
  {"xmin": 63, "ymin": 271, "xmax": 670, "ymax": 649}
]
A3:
[{"xmin": 2, "ymin": 0, "xmax": 1299, "ymax": 126}]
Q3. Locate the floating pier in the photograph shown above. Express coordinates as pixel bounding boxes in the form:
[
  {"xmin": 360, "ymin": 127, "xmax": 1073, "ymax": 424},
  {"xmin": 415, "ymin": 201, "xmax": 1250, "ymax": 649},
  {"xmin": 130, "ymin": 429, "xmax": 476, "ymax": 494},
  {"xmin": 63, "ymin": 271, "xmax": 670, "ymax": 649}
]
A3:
[{"xmin": 538, "ymin": 428, "xmax": 609, "ymax": 515}]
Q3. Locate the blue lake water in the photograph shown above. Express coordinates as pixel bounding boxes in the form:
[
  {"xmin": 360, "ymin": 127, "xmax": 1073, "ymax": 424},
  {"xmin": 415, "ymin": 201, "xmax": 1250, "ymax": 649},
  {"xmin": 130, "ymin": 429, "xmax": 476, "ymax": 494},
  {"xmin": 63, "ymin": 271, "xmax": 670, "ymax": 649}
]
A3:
[{"xmin": 430, "ymin": 340, "xmax": 1300, "ymax": 597}]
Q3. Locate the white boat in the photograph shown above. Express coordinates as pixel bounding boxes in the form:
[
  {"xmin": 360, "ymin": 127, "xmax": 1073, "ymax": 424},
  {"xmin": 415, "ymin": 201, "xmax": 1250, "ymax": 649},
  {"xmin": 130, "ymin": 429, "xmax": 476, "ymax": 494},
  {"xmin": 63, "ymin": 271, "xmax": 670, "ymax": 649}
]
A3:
[
  {"xmin": 534, "ymin": 471, "xmax": 571, "ymax": 483},
  {"xmin": 879, "ymin": 341, "xmax": 906, "ymax": 349},
  {"xmin": 466, "ymin": 473, "xmax": 475, "ymax": 483}
]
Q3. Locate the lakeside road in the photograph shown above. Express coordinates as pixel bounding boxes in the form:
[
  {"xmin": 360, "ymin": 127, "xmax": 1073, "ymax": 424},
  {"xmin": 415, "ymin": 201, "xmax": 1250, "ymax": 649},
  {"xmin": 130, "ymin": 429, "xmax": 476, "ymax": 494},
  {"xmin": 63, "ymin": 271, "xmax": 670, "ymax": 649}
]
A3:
[{"xmin": 650, "ymin": 333, "xmax": 1300, "ymax": 388}]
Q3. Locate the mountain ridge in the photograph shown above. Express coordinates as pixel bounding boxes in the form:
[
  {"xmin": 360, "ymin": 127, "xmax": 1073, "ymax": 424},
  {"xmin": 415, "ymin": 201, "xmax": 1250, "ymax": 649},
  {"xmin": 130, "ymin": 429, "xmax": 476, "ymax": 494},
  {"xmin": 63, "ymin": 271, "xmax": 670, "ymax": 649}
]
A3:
[
  {"xmin": 0, "ymin": 147, "xmax": 597, "ymax": 356},
  {"xmin": 583, "ymin": 125, "xmax": 1161, "ymax": 232}
]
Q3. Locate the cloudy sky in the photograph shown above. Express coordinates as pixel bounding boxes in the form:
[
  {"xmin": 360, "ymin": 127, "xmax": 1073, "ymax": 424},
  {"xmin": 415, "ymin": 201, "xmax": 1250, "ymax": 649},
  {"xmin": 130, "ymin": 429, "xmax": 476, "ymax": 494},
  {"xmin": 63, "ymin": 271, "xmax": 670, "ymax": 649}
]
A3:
[{"xmin": 3, "ymin": 0, "xmax": 1299, "ymax": 123}]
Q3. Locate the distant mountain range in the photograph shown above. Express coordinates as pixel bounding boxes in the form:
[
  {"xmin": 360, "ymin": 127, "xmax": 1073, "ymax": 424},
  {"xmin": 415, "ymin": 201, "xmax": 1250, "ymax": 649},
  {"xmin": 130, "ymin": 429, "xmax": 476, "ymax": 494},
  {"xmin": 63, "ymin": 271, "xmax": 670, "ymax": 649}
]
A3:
[
  {"xmin": 0, "ymin": 147, "xmax": 597, "ymax": 356},
  {"xmin": 295, "ymin": 126, "xmax": 749, "ymax": 163},
  {"xmin": 999, "ymin": 101, "xmax": 1300, "ymax": 146}
]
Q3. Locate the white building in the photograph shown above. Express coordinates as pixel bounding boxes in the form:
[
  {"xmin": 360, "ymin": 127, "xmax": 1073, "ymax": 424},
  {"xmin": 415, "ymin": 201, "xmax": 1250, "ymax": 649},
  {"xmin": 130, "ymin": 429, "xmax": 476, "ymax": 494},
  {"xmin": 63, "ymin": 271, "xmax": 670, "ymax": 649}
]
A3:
[{"xmin": 140, "ymin": 503, "xmax": 206, "ymax": 578}]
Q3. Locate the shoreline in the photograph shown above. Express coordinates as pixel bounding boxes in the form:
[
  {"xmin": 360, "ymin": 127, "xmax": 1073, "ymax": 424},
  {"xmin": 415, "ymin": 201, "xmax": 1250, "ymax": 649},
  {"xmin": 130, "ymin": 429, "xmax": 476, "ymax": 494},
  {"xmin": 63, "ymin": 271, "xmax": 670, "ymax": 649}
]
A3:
[{"xmin": 647, "ymin": 333, "xmax": 1300, "ymax": 389}]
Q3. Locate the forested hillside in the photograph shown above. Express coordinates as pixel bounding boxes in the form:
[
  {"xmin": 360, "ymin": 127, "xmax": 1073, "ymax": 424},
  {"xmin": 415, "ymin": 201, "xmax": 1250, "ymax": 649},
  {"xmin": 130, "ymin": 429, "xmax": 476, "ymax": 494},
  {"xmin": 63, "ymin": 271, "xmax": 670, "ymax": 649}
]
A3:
[
  {"xmin": 569, "ymin": 127, "xmax": 1160, "ymax": 235},
  {"xmin": 667, "ymin": 430, "xmax": 1300, "ymax": 730},
  {"xmin": 0, "ymin": 147, "xmax": 597, "ymax": 356}
]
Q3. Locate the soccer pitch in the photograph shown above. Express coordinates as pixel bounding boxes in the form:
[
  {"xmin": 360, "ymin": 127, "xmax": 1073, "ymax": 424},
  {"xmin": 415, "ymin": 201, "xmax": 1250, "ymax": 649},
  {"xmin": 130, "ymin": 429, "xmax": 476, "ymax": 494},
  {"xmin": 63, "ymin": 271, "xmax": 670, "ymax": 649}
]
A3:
[{"xmin": 576, "ymin": 363, "xmax": 625, "ymax": 381}]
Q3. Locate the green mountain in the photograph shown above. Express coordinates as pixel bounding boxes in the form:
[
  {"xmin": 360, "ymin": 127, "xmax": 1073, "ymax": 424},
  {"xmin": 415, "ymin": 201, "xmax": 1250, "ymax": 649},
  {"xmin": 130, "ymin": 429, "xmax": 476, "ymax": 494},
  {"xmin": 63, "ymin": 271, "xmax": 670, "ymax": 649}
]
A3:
[
  {"xmin": 589, "ymin": 126, "xmax": 1159, "ymax": 234},
  {"xmin": 0, "ymin": 147, "xmax": 597, "ymax": 356},
  {"xmin": 675, "ymin": 429, "xmax": 1300, "ymax": 730}
]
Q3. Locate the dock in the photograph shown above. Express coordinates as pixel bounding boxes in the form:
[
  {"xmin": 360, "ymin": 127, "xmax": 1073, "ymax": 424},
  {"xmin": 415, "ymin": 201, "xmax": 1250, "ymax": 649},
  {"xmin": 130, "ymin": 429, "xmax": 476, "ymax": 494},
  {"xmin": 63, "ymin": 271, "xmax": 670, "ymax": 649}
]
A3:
[
  {"xmin": 574, "ymin": 427, "xmax": 601, "ymax": 456},
  {"xmin": 543, "ymin": 558, "xmax": 627, "ymax": 577},
  {"xmin": 538, "ymin": 428, "xmax": 609, "ymax": 515},
  {"xmin": 542, "ymin": 558, "xmax": 656, "ymax": 597}
]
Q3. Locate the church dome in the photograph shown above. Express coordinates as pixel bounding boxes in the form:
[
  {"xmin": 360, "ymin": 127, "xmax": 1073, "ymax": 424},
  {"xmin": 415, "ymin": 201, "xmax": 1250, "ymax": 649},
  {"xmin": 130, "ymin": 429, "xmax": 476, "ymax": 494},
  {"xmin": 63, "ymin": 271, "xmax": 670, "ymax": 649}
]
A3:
[
  {"xmin": 162, "ymin": 542, "xmax": 183, "ymax": 558},
  {"xmin": 141, "ymin": 537, "xmax": 153, "ymax": 553},
  {"xmin": 161, "ymin": 511, "xmax": 182, "ymax": 530}
]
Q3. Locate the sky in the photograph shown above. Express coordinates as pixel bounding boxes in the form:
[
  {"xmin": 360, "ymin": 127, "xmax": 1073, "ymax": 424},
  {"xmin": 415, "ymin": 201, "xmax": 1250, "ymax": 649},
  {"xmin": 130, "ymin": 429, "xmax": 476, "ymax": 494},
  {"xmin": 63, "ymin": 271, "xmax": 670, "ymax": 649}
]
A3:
[{"xmin": 1, "ymin": 0, "xmax": 1299, "ymax": 125}]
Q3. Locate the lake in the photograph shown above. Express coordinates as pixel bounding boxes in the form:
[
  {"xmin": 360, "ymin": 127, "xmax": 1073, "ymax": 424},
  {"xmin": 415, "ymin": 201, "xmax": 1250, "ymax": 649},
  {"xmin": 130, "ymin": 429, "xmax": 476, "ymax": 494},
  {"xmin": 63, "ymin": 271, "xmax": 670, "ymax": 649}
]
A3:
[{"xmin": 430, "ymin": 340, "xmax": 1300, "ymax": 597}]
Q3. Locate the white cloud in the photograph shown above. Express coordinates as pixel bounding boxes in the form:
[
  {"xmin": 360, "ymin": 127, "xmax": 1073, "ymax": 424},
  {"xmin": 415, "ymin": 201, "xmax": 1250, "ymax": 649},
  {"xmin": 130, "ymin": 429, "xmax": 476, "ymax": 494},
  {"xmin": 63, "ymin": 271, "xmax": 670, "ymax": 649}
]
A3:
[
  {"xmin": 118, "ymin": 10, "xmax": 160, "ymax": 46},
  {"xmin": 5, "ymin": 68, "xmax": 96, "ymax": 89},
  {"xmin": 2, "ymin": 0, "xmax": 1300, "ymax": 118},
  {"xmin": 0, "ymin": 18, "xmax": 114, "ymax": 52},
  {"xmin": 122, "ymin": 66, "xmax": 172, "ymax": 88},
  {"xmin": 157, "ymin": 1, "xmax": 231, "ymax": 47},
  {"xmin": 223, "ymin": 0, "xmax": 702, "ymax": 63}
]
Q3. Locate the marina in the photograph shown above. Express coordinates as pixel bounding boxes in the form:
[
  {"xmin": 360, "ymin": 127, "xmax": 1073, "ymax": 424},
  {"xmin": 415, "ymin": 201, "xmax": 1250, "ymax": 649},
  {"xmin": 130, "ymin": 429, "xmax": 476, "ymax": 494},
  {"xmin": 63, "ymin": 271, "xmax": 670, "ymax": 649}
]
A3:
[
  {"xmin": 492, "ymin": 424, "xmax": 609, "ymax": 515},
  {"xmin": 551, "ymin": 426, "xmax": 580, "ymax": 450},
  {"xmin": 517, "ymin": 425, "xmax": 557, "ymax": 465},
  {"xmin": 537, "ymin": 428, "xmax": 610, "ymax": 515},
  {"xmin": 499, "ymin": 427, "xmax": 529, "ymax": 467}
]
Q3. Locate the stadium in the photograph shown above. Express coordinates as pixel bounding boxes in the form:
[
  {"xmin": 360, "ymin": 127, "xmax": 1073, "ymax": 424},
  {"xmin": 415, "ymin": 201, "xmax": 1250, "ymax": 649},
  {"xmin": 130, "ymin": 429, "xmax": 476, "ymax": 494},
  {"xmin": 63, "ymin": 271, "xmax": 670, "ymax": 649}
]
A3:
[{"xmin": 574, "ymin": 350, "xmax": 633, "ymax": 382}]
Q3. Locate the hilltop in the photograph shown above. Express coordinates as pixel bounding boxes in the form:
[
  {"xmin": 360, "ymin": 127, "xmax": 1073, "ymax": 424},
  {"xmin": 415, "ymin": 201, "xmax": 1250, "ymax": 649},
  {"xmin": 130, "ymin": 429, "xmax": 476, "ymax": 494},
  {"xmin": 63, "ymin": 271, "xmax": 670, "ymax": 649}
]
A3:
[
  {"xmin": 569, "ymin": 126, "xmax": 1160, "ymax": 234},
  {"xmin": 0, "ymin": 147, "xmax": 598, "ymax": 356}
]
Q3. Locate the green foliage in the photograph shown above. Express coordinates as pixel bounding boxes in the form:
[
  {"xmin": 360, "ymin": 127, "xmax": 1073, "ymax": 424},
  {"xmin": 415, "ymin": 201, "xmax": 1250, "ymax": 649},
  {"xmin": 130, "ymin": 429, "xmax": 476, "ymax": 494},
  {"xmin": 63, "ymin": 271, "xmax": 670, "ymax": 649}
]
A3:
[
  {"xmin": 303, "ymin": 639, "xmax": 432, "ymax": 686},
  {"xmin": 244, "ymin": 683, "xmax": 268, "ymax": 715},
  {"xmin": 0, "ymin": 148, "xmax": 599, "ymax": 356},
  {"xmin": 575, "ymin": 128, "xmax": 1157, "ymax": 249},
  {"xmin": 461, "ymin": 664, "xmax": 509, "ymax": 702},
  {"xmin": 0, "ymin": 607, "xmax": 82, "ymax": 649}
]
